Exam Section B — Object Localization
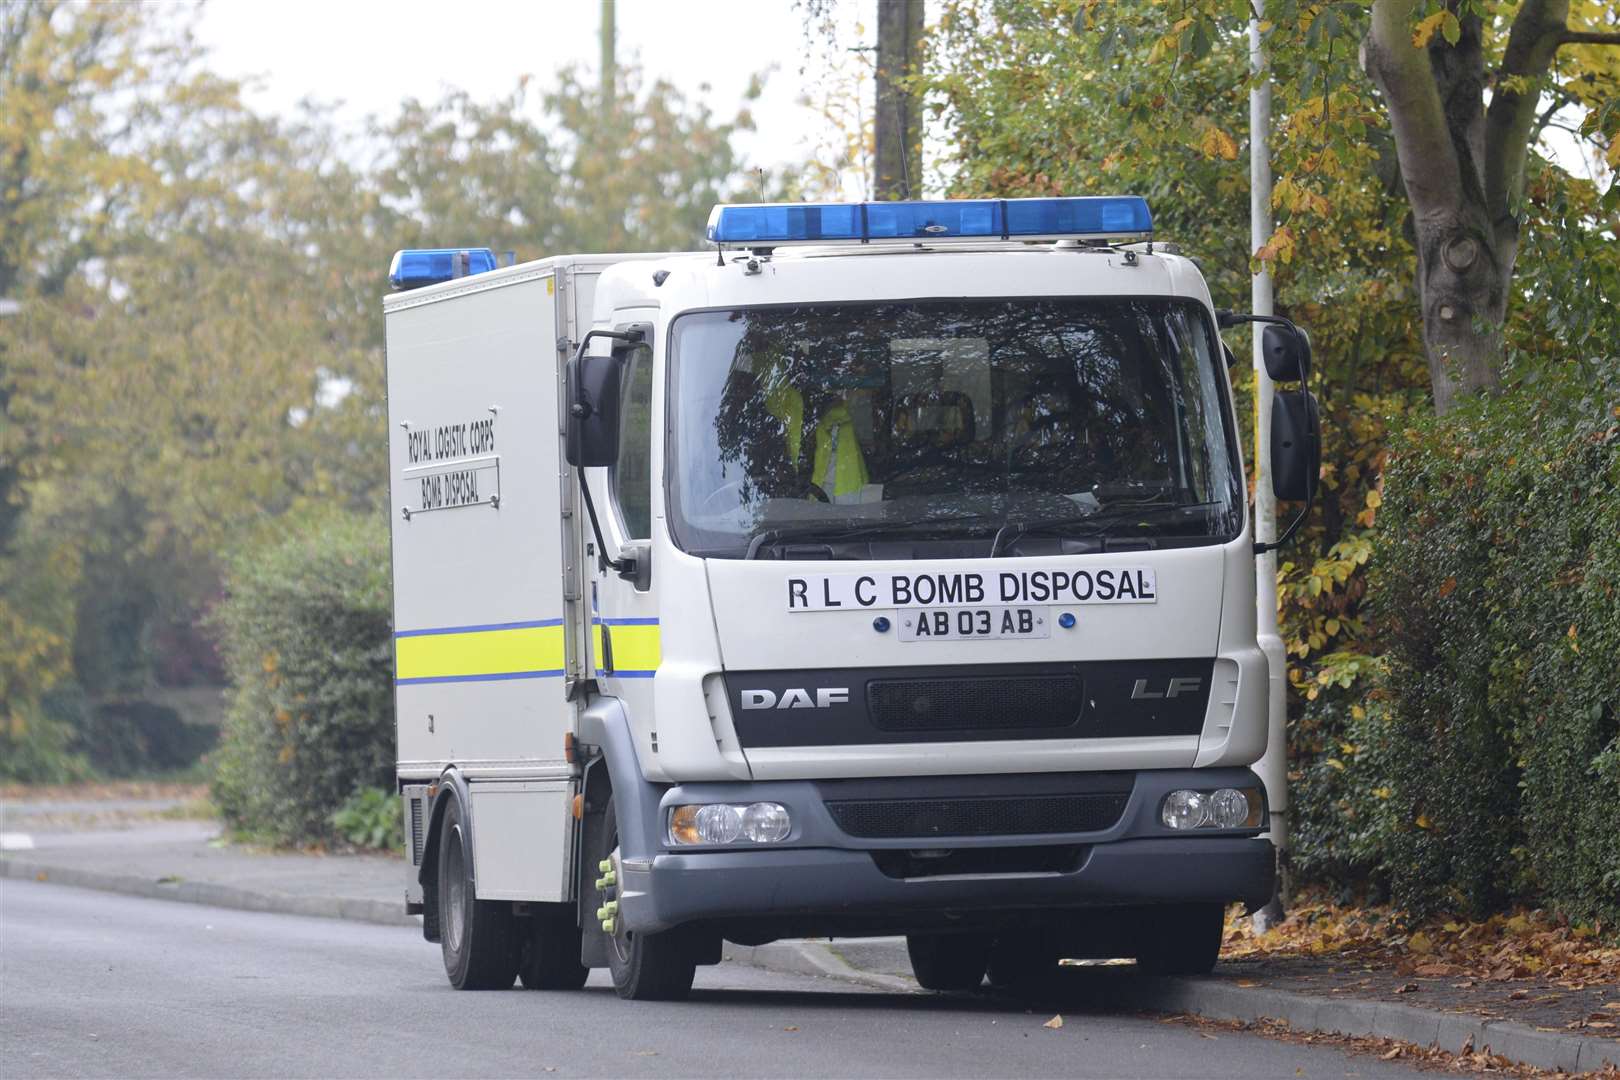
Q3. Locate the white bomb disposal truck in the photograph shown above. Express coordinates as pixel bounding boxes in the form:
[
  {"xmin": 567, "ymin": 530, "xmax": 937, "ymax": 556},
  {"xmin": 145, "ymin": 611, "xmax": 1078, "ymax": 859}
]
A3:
[{"xmin": 383, "ymin": 196, "xmax": 1320, "ymax": 999}]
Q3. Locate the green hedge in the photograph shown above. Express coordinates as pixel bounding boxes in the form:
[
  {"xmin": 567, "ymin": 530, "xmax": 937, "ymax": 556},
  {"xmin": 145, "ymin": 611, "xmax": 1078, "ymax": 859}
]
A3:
[
  {"xmin": 210, "ymin": 513, "xmax": 394, "ymax": 846},
  {"xmin": 1303, "ymin": 363, "xmax": 1619, "ymax": 925}
]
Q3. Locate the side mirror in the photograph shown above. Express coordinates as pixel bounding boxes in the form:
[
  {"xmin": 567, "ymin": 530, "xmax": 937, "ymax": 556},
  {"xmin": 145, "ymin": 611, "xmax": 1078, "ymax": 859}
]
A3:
[
  {"xmin": 565, "ymin": 351, "xmax": 622, "ymax": 467},
  {"xmin": 1262, "ymin": 323, "xmax": 1312, "ymax": 382},
  {"xmin": 1271, "ymin": 390, "xmax": 1320, "ymax": 502}
]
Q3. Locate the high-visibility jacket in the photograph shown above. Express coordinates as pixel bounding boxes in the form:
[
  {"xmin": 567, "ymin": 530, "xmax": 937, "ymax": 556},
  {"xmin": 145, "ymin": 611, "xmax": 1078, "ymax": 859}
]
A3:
[{"xmin": 764, "ymin": 386, "xmax": 869, "ymax": 497}]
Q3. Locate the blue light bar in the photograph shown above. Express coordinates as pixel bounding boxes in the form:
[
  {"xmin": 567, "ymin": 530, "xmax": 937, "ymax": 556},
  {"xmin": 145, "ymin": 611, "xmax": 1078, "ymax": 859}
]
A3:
[
  {"xmin": 706, "ymin": 196, "xmax": 1151, "ymax": 248},
  {"xmin": 389, "ymin": 247, "xmax": 499, "ymax": 290}
]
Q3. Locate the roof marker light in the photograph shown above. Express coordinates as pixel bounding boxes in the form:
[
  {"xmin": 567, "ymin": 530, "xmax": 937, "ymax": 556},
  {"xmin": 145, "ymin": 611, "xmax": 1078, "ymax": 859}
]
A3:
[
  {"xmin": 706, "ymin": 196, "xmax": 1151, "ymax": 249},
  {"xmin": 389, "ymin": 248, "xmax": 499, "ymax": 291}
]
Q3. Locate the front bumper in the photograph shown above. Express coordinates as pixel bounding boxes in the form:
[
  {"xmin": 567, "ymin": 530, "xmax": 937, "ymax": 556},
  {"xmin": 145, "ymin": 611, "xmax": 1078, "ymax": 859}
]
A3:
[
  {"xmin": 615, "ymin": 766, "xmax": 1275, "ymax": 933},
  {"xmin": 624, "ymin": 835, "xmax": 1274, "ymax": 933}
]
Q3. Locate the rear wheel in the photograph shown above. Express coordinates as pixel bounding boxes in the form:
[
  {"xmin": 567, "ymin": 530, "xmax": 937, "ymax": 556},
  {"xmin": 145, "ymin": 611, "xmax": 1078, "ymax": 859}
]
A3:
[
  {"xmin": 519, "ymin": 911, "xmax": 589, "ymax": 990},
  {"xmin": 438, "ymin": 797, "xmax": 519, "ymax": 990},
  {"xmin": 592, "ymin": 793, "xmax": 697, "ymax": 1001},
  {"xmin": 1133, "ymin": 903, "xmax": 1225, "ymax": 975},
  {"xmin": 907, "ymin": 933, "xmax": 991, "ymax": 991}
]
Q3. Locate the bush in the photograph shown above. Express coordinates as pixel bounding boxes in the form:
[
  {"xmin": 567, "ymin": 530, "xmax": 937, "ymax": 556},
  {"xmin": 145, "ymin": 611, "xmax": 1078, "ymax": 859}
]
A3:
[
  {"xmin": 1287, "ymin": 687, "xmax": 1401, "ymax": 904},
  {"xmin": 210, "ymin": 513, "xmax": 393, "ymax": 846},
  {"xmin": 1370, "ymin": 362, "xmax": 1620, "ymax": 925},
  {"xmin": 332, "ymin": 786, "xmax": 404, "ymax": 851}
]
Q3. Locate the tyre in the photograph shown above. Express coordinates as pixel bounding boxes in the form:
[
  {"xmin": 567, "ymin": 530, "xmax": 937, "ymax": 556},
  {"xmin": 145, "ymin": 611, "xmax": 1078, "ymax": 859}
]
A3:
[
  {"xmin": 519, "ymin": 912, "xmax": 589, "ymax": 990},
  {"xmin": 986, "ymin": 931, "xmax": 1060, "ymax": 994},
  {"xmin": 437, "ymin": 796, "xmax": 519, "ymax": 990},
  {"xmin": 1133, "ymin": 903, "xmax": 1225, "ymax": 975},
  {"xmin": 591, "ymin": 792, "xmax": 697, "ymax": 1001},
  {"xmin": 907, "ymin": 933, "xmax": 991, "ymax": 991}
]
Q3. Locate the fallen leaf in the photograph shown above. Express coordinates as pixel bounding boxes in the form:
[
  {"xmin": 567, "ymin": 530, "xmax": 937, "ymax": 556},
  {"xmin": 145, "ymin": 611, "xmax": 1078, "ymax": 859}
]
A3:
[
  {"xmin": 1408, "ymin": 931, "xmax": 1434, "ymax": 954},
  {"xmin": 1043, "ymin": 1015, "xmax": 1064, "ymax": 1029},
  {"xmin": 1381, "ymin": 1046, "xmax": 1402, "ymax": 1060},
  {"xmin": 783, "ymin": 1026, "xmax": 799, "ymax": 1032},
  {"xmin": 1509, "ymin": 989, "xmax": 1528, "ymax": 1001},
  {"xmin": 1415, "ymin": 963, "xmax": 1458, "ymax": 977},
  {"xmin": 1395, "ymin": 982, "xmax": 1419, "ymax": 994},
  {"xmin": 1602, "ymin": 1002, "xmax": 1620, "ymax": 1011},
  {"xmin": 1236, "ymin": 979, "xmax": 1259, "ymax": 988}
]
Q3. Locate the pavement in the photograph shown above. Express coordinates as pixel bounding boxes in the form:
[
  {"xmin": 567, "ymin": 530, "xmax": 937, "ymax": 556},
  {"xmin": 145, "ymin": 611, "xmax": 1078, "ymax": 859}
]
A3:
[{"xmin": 1, "ymin": 802, "xmax": 1616, "ymax": 1075}]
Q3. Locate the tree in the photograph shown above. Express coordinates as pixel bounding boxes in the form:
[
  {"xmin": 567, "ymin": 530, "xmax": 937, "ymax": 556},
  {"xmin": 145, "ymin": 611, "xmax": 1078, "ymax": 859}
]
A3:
[
  {"xmin": 1048, "ymin": 0, "xmax": 1620, "ymax": 414},
  {"xmin": 1359, "ymin": 0, "xmax": 1620, "ymax": 411},
  {"xmin": 2, "ymin": 0, "xmax": 772, "ymax": 774}
]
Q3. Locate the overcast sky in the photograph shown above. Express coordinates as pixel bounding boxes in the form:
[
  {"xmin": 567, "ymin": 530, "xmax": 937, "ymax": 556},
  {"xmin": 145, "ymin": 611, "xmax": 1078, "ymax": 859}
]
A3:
[{"xmin": 195, "ymin": 0, "xmax": 866, "ymax": 185}]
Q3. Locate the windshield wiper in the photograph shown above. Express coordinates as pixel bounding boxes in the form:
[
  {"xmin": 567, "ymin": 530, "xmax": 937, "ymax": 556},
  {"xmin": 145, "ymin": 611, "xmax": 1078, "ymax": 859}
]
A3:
[
  {"xmin": 987, "ymin": 501, "xmax": 1222, "ymax": 557},
  {"xmin": 744, "ymin": 516, "xmax": 998, "ymax": 559},
  {"xmin": 987, "ymin": 516, "xmax": 1108, "ymax": 558}
]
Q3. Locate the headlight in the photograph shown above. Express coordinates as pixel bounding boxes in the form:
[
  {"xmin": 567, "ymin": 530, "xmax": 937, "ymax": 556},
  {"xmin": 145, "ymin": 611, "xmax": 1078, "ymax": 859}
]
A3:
[
  {"xmin": 1208, "ymin": 787, "xmax": 1253, "ymax": 829},
  {"xmin": 741, "ymin": 802, "xmax": 791, "ymax": 843},
  {"xmin": 1161, "ymin": 789, "xmax": 1209, "ymax": 830},
  {"xmin": 668, "ymin": 802, "xmax": 792, "ymax": 846},
  {"xmin": 694, "ymin": 804, "xmax": 743, "ymax": 844},
  {"xmin": 1162, "ymin": 787, "xmax": 1263, "ymax": 831}
]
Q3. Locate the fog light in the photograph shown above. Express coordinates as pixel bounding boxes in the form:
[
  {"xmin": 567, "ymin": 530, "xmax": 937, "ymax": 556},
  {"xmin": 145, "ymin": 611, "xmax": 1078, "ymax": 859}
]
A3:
[
  {"xmin": 741, "ymin": 802, "xmax": 791, "ymax": 843},
  {"xmin": 1161, "ymin": 789, "xmax": 1209, "ymax": 830},
  {"xmin": 1209, "ymin": 788, "xmax": 1251, "ymax": 829}
]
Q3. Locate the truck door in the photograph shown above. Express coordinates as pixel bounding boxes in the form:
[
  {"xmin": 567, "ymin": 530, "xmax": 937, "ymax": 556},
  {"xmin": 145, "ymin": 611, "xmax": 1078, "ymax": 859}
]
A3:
[{"xmin": 587, "ymin": 329, "xmax": 661, "ymax": 716}]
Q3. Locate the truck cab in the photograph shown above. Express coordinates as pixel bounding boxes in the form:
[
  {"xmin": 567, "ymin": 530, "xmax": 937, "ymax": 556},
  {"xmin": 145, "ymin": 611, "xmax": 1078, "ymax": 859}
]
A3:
[{"xmin": 384, "ymin": 197, "xmax": 1316, "ymax": 1000}]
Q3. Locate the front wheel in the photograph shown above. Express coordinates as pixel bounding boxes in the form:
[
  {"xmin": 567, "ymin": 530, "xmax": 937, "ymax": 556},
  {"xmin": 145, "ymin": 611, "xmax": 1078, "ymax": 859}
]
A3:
[
  {"xmin": 907, "ymin": 933, "xmax": 991, "ymax": 991},
  {"xmin": 592, "ymin": 793, "xmax": 697, "ymax": 1001},
  {"xmin": 438, "ymin": 797, "xmax": 519, "ymax": 990},
  {"xmin": 1133, "ymin": 903, "xmax": 1225, "ymax": 975}
]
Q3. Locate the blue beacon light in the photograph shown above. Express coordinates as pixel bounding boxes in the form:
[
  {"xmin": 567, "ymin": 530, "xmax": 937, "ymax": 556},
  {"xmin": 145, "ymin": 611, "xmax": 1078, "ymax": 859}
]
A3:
[
  {"xmin": 389, "ymin": 248, "xmax": 499, "ymax": 291},
  {"xmin": 706, "ymin": 196, "xmax": 1151, "ymax": 247}
]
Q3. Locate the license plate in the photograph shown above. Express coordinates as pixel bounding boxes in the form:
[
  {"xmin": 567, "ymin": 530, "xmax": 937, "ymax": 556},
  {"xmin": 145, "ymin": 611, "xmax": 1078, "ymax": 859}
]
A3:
[{"xmin": 896, "ymin": 607, "xmax": 1050, "ymax": 642}]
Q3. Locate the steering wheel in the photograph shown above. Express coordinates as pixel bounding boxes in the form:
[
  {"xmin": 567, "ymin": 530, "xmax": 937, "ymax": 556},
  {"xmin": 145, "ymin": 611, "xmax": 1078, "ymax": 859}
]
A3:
[{"xmin": 696, "ymin": 478, "xmax": 830, "ymax": 516}]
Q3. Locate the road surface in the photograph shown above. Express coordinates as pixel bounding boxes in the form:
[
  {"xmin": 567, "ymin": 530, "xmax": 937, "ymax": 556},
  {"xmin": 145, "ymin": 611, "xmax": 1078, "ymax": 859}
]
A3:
[{"xmin": 1, "ymin": 879, "xmax": 1427, "ymax": 1078}]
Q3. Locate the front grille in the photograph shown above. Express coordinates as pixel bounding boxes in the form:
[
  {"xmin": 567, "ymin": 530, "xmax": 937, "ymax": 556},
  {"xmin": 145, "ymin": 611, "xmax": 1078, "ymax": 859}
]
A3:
[
  {"xmin": 826, "ymin": 792, "xmax": 1128, "ymax": 839},
  {"xmin": 866, "ymin": 673, "xmax": 1082, "ymax": 732},
  {"xmin": 870, "ymin": 845, "xmax": 1087, "ymax": 879}
]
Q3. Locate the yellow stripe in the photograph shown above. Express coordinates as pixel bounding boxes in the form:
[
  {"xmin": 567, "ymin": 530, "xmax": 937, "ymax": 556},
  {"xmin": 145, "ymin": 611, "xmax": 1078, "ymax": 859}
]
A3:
[
  {"xmin": 593, "ymin": 623, "xmax": 662, "ymax": 674},
  {"xmin": 396, "ymin": 625, "xmax": 565, "ymax": 681}
]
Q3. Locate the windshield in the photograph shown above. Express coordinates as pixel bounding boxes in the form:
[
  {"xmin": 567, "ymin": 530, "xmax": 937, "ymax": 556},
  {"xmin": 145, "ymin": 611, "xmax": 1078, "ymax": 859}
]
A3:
[{"xmin": 668, "ymin": 298, "xmax": 1242, "ymax": 559}]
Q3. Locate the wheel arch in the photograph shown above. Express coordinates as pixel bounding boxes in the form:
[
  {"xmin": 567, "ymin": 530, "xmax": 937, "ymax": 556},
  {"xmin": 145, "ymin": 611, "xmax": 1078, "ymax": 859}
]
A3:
[{"xmin": 417, "ymin": 767, "xmax": 474, "ymax": 943}]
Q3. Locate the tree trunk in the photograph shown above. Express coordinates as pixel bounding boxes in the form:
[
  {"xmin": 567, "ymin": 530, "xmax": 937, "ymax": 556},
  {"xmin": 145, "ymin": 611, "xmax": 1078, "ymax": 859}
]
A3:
[
  {"xmin": 874, "ymin": 0, "xmax": 925, "ymax": 200},
  {"xmin": 1410, "ymin": 200, "xmax": 1512, "ymax": 414},
  {"xmin": 1364, "ymin": 2, "xmax": 1509, "ymax": 414}
]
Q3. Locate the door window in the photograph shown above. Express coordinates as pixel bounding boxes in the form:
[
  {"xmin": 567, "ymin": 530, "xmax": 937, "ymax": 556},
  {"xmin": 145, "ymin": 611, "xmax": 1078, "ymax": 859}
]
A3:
[{"xmin": 612, "ymin": 342, "xmax": 654, "ymax": 539}]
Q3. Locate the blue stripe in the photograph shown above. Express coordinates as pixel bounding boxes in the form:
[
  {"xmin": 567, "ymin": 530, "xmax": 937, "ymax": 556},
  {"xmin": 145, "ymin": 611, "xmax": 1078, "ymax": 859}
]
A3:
[
  {"xmin": 394, "ymin": 618, "xmax": 564, "ymax": 639},
  {"xmin": 397, "ymin": 669, "xmax": 566, "ymax": 685},
  {"xmin": 595, "ymin": 669, "xmax": 658, "ymax": 679},
  {"xmin": 598, "ymin": 616, "xmax": 660, "ymax": 626}
]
